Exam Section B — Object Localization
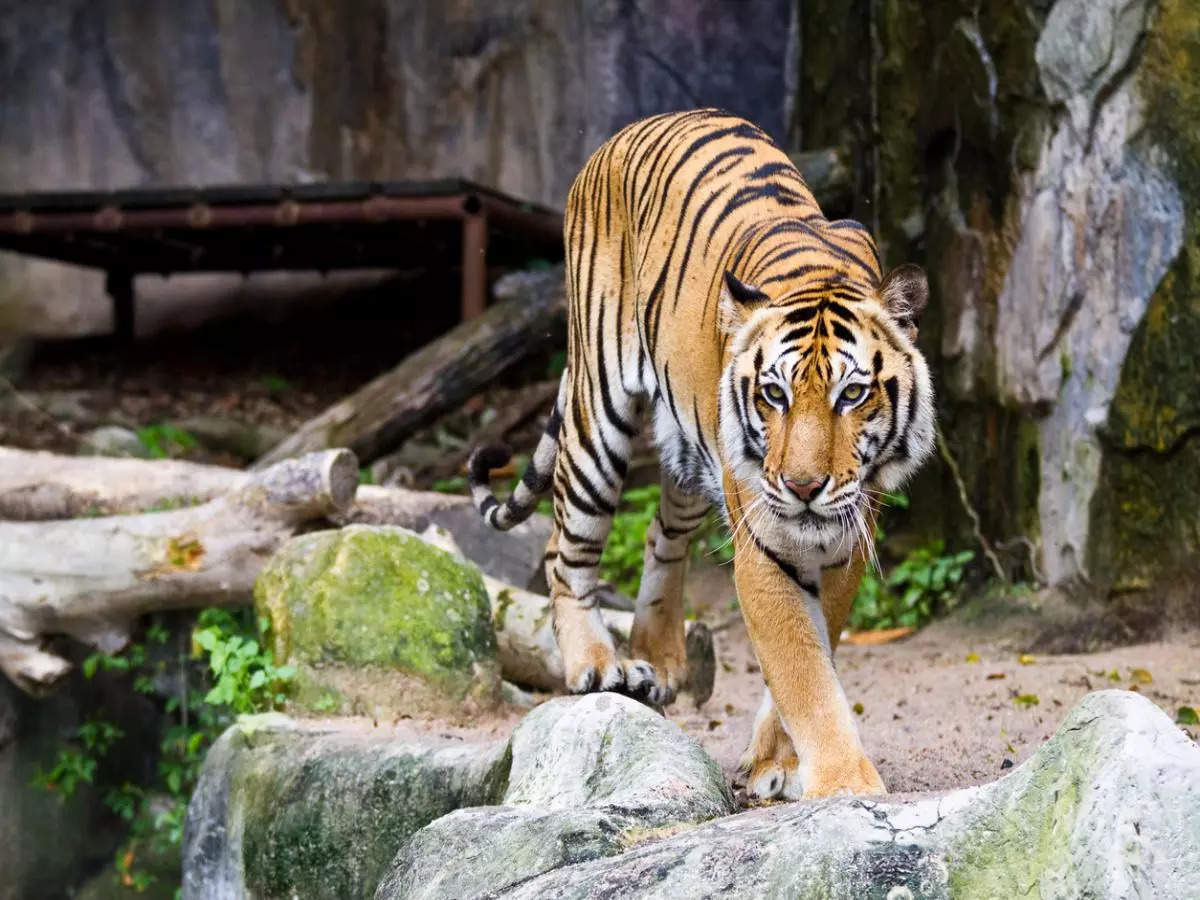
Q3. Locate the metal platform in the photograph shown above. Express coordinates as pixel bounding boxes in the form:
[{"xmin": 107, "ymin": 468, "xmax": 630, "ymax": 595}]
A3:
[{"xmin": 0, "ymin": 179, "xmax": 564, "ymax": 341}]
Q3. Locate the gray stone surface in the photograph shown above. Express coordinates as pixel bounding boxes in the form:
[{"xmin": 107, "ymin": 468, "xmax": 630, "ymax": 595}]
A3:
[
  {"xmin": 182, "ymin": 714, "xmax": 510, "ymax": 900},
  {"xmin": 375, "ymin": 693, "xmax": 736, "ymax": 899},
  {"xmin": 0, "ymin": 672, "xmax": 162, "ymax": 900},
  {"xmin": 397, "ymin": 691, "xmax": 1198, "ymax": 899},
  {"xmin": 78, "ymin": 426, "xmax": 150, "ymax": 458},
  {"xmin": 184, "ymin": 693, "xmax": 734, "ymax": 900},
  {"xmin": 995, "ymin": 0, "xmax": 1184, "ymax": 584}
]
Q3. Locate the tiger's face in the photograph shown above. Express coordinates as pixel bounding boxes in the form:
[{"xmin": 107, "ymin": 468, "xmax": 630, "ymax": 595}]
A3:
[{"xmin": 718, "ymin": 265, "xmax": 935, "ymax": 553}]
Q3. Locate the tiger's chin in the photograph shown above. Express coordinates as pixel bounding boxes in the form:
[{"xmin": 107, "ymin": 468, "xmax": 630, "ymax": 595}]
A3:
[{"xmin": 760, "ymin": 501, "xmax": 854, "ymax": 558}]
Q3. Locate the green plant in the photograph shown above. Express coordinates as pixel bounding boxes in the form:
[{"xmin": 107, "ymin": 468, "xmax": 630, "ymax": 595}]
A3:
[
  {"xmin": 600, "ymin": 484, "xmax": 661, "ymax": 596},
  {"xmin": 431, "ymin": 475, "xmax": 467, "ymax": 494},
  {"xmin": 136, "ymin": 424, "xmax": 197, "ymax": 460},
  {"xmin": 32, "ymin": 717, "xmax": 125, "ymax": 797},
  {"xmin": 191, "ymin": 609, "xmax": 295, "ymax": 713},
  {"xmin": 849, "ymin": 539, "xmax": 974, "ymax": 630},
  {"xmin": 546, "ymin": 350, "xmax": 567, "ymax": 379},
  {"xmin": 32, "ymin": 608, "xmax": 294, "ymax": 895},
  {"xmin": 599, "ymin": 484, "xmax": 734, "ymax": 597},
  {"xmin": 260, "ymin": 374, "xmax": 292, "ymax": 395}
]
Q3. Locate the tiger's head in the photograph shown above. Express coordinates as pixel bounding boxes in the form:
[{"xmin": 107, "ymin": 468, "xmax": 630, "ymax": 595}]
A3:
[{"xmin": 717, "ymin": 264, "xmax": 935, "ymax": 553}]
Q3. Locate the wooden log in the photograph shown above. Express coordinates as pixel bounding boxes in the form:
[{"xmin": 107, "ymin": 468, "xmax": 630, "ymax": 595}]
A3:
[
  {"xmin": 0, "ymin": 449, "xmax": 357, "ymax": 695},
  {"xmin": 370, "ymin": 377, "xmax": 562, "ymax": 486},
  {"xmin": 0, "ymin": 447, "xmax": 250, "ymax": 520},
  {"xmin": 251, "ymin": 266, "xmax": 567, "ymax": 470}
]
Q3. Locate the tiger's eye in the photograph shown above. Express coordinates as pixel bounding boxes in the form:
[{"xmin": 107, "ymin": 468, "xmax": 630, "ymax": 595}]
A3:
[
  {"xmin": 841, "ymin": 384, "xmax": 866, "ymax": 404},
  {"xmin": 763, "ymin": 383, "xmax": 787, "ymax": 404}
]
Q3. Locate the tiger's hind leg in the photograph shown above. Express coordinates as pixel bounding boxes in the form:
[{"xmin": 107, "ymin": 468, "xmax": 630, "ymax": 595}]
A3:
[
  {"xmin": 544, "ymin": 381, "xmax": 664, "ymax": 703},
  {"xmin": 628, "ymin": 476, "xmax": 710, "ymax": 705}
]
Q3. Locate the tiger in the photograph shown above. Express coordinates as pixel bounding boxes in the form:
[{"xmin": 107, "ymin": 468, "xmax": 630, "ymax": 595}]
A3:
[{"xmin": 468, "ymin": 109, "xmax": 934, "ymax": 799}]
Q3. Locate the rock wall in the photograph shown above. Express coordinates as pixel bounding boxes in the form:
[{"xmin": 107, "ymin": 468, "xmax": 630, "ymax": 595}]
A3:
[
  {"xmin": 799, "ymin": 0, "xmax": 1197, "ymax": 610},
  {"xmin": 0, "ymin": 0, "xmax": 793, "ymax": 336}
]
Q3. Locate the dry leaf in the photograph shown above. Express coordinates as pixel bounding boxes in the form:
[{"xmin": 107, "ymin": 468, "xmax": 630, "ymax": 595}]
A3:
[{"xmin": 843, "ymin": 626, "xmax": 915, "ymax": 646}]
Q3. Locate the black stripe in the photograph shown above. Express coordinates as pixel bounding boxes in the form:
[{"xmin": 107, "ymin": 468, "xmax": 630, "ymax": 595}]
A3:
[{"xmin": 831, "ymin": 321, "xmax": 856, "ymax": 343}]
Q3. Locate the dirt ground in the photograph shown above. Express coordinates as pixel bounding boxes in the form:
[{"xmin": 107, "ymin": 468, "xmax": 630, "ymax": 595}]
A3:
[
  {"xmin": 670, "ymin": 563, "xmax": 1200, "ymax": 798},
  {"xmin": 389, "ymin": 561, "xmax": 1199, "ymax": 804}
]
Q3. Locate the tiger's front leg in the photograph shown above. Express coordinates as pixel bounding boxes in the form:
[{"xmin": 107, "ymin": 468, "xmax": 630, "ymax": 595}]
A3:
[
  {"xmin": 731, "ymin": 531, "xmax": 884, "ymax": 799},
  {"xmin": 739, "ymin": 552, "xmax": 875, "ymax": 799}
]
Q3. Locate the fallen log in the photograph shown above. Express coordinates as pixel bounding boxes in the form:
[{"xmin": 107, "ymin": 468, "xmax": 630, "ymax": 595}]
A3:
[
  {"xmin": 0, "ymin": 447, "xmax": 553, "ymax": 591},
  {"xmin": 0, "ymin": 446, "xmax": 251, "ymax": 519},
  {"xmin": 370, "ymin": 377, "xmax": 562, "ymax": 486},
  {"xmin": 252, "ymin": 267, "xmax": 567, "ymax": 470},
  {"xmin": 0, "ymin": 449, "xmax": 357, "ymax": 695}
]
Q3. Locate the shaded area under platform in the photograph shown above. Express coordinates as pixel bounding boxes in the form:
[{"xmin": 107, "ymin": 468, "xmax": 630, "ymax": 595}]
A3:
[{"xmin": 0, "ymin": 179, "xmax": 565, "ymax": 342}]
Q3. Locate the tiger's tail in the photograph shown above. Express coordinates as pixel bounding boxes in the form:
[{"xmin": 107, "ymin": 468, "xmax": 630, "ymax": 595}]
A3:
[{"xmin": 467, "ymin": 371, "xmax": 567, "ymax": 531}]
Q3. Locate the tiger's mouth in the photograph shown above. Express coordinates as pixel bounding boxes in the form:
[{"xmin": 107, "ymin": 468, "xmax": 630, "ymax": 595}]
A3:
[{"xmin": 759, "ymin": 487, "xmax": 866, "ymax": 552}]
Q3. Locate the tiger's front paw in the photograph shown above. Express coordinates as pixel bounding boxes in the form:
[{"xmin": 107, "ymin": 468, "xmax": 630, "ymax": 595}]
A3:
[
  {"xmin": 739, "ymin": 750, "xmax": 885, "ymax": 800},
  {"xmin": 564, "ymin": 645, "xmax": 670, "ymax": 706},
  {"xmin": 742, "ymin": 755, "xmax": 805, "ymax": 801},
  {"xmin": 804, "ymin": 753, "xmax": 886, "ymax": 798}
]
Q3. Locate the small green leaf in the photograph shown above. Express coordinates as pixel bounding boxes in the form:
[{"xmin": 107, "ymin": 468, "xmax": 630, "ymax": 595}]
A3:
[{"xmin": 1177, "ymin": 706, "xmax": 1199, "ymax": 726}]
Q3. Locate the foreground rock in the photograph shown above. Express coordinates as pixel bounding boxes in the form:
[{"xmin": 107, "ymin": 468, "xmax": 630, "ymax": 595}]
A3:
[
  {"xmin": 182, "ymin": 715, "xmax": 510, "ymax": 900},
  {"xmin": 254, "ymin": 525, "xmax": 502, "ymax": 719},
  {"xmin": 183, "ymin": 694, "xmax": 732, "ymax": 899},
  {"xmin": 375, "ymin": 694, "xmax": 735, "ymax": 899},
  {"xmin": 420, "ymin": 691, "xmax": 1196, "ymax": 899}
]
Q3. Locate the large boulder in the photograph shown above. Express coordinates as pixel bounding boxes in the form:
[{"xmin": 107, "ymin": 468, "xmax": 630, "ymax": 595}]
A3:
[
  {"xmin": 183, "ymin": 693, "xmax": 734, "ymax": 900},
  {"xmin": 181, "ymin": 715, "xmax": 510, "ymax": 900},
  {"xmin": 387, "ymin": 691, "xmax": 1198, "ymax": 899},
  {"xmin": 254, "ymin": 525, "xmax": 502, "ymax": 719},
  {"xmin": 375, "ymin": 693, "xmax": 736, "ymax": 899}
]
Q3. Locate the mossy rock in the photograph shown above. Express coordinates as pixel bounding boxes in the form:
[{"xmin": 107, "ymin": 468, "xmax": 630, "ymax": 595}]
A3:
[
  {"xmin": 183, "ymin": 714, "xmax": 511, "ymax": 900},
  {"xmin": 254, "ymin": 525, "xmax": 501, "ymax": 719}
]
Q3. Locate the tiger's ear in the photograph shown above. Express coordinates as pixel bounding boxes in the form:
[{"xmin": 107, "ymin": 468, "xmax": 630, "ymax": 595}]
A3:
[
  {"xmin": 719, "ymin": 271, "xmax": 769, "ymax": 333},
  {"xmin": 878, "ymin": 263, "xmax": 928, "ymax": 340}
]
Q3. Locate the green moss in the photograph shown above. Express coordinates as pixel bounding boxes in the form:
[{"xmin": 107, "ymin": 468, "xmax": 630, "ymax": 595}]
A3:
[
  {"xmin": 1091, "ymin": 0, "xmax": 1200, "ymax": 592},
  {"xmin": 1140, "ymin": 0, "xmax": 1200, "ymax": 202},
  {"xmin": 254, "ymin": 526, "xmax": 500, "ymax": 715},
  {"xmin": 948, "ymin": 723, "xmax": 1091, "ymax": 896},
  {"xmin": 229, "ymin": 725, "xmax": 511, "ymax": 900}
]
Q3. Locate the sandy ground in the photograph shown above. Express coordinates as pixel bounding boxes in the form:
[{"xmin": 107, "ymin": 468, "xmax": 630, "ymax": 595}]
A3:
[
  {"xmin": 362, "ymin": 562, "xmax": 1199, "ymax": 805},
  {"xmin": 670, "ymin": 564, "xmax": 1200, "ymax": 797}
]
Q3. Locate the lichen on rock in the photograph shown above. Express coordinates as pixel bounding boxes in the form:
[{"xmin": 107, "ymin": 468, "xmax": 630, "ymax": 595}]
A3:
[
  {"xmin": 182, "ymin": 715, "xmax": 511, "ymax": 900},
  {"xmin": 253, "ymin": 524, "xmax": 501, "ymax": 720}
]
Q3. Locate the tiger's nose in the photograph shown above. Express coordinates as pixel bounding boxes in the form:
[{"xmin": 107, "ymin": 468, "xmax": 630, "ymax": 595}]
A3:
[{"xmin": 783, "ymin": 477, "xmax": 826, "ymax": 502}]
